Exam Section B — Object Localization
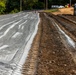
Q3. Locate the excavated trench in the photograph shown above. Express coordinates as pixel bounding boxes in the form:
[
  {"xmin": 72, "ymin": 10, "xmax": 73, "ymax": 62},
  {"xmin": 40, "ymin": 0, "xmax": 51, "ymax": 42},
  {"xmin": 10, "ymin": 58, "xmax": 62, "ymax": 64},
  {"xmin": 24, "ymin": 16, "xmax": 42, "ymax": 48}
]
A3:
[{"xmin": 22, "ymin": 13, "xmax": 76, "ymax": 75}]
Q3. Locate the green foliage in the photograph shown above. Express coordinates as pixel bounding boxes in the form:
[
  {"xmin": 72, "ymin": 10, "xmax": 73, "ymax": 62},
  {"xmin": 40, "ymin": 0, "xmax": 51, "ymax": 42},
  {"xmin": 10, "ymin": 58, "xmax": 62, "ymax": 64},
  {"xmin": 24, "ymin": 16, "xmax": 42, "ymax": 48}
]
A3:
[
  {"xmin": 0, "ymin": 0, "xmax": 76, "ymax": 14},
  {"xmin": 23, "ymin": 0, "xmax": 38, "ymax": 10},
  {"xmin": 33, "ymin": 1, "xmax": 44, "ymax": 9},
  {"xmin": 44, "ymin": 9, "xmax": 59, "ymax": 12},
  {"xmin": 6, "ymin": 0, "xmax": 20, "ymax": 13},
  {"xmin": 10, "ymin": 9, "xmax": 19, "ymax": 13},
  {"xmin": 0, "ymin": 1, "xmax": 6, "ymax": 14}
]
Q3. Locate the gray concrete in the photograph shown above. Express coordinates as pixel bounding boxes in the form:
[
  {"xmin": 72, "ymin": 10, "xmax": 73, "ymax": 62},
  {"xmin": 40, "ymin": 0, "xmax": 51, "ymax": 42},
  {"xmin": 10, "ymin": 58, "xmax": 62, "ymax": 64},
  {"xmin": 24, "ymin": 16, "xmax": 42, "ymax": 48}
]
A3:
[{"xmin": 0, "ymin": 12, "xmax": 39, "ymax": 75}]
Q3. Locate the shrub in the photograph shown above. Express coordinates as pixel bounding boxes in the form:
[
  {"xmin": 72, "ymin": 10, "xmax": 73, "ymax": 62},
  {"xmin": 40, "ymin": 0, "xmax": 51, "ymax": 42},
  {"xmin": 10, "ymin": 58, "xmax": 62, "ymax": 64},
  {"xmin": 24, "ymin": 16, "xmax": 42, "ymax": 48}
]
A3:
[
  {"xmin": 10, "ymin": 9, "xmax": 19, "ymax": 13},
  {"xmin": 0, "ymin": 1, "xmax": 5, "ymax": 14}
]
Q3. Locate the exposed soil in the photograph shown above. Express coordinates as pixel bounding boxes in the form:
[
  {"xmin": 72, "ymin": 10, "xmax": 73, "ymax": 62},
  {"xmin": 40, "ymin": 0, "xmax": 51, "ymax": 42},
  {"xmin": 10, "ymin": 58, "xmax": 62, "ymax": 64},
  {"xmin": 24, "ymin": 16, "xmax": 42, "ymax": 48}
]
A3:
[
  {"xmin": 47, "ymin": 13, "xmax": 76, "ymax": 40},
  {"xmin": 22, "ymin": 12, "xmax": 76, "ymax": 75},
  {"xmin": 52, "ymin": 7, "xmax": 74, "ymax": 15},
  {"xmin": 35, "ymin": 13, "xmax": 76, "ymax": 75},
  {"xmin": 60, "ymin": 15, "xmax": 76, "ymax": 23}
]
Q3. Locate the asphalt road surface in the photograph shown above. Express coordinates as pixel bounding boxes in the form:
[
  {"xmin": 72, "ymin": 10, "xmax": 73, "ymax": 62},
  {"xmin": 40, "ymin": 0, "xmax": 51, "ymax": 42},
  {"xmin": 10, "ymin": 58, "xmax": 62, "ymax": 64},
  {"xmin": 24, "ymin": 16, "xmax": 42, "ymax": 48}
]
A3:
[{"xmin": 0, "ymin": 12, "xmax": 39, "ymax": 75}]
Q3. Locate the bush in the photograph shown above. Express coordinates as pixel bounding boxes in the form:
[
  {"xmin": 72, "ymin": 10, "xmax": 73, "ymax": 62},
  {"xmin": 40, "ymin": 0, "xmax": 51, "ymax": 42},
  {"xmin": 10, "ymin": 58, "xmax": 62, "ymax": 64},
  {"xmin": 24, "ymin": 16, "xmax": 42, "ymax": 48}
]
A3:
[
  {"xmin": 0, "ymin": 2, "xmax": 5, "ymax": 14},
  {"xmin": 10, "ymin": 9, "xmax": 19, "ymax": 13},
  {"xmin": 33, "ymin": 2, "xmax": 44, "ymax": 9}
]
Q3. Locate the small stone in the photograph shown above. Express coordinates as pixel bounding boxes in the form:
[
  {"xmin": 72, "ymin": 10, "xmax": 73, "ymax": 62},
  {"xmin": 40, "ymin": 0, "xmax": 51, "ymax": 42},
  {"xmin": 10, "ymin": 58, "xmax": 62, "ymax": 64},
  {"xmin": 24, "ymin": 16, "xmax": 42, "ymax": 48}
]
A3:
[{"xmin": 64, "ymin": 64, "xmax": 67, "ymax": 66}]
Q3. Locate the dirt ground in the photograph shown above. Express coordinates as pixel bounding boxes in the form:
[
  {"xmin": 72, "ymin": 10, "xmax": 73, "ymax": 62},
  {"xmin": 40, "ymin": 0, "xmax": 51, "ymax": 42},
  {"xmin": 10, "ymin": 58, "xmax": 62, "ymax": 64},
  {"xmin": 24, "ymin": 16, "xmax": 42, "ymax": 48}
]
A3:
[
  {"xmin": 35, "ymin": 13, "xmax": 76, "ymax": 75},
  {"xmin": 22, "ymin": 12, "xmax": 76, "ymax": 75},
  {"xmin": 22, "ymin": 8, "xmax": 76, "ymax": 75},
  {"xmin": 52, "ymin": 7, "xmax": 74, "ymax": 15}
]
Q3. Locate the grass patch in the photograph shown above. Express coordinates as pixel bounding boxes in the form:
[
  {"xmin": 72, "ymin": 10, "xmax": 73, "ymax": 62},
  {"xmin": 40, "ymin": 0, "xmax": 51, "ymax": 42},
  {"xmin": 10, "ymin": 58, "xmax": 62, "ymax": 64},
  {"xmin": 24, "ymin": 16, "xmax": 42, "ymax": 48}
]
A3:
[{"xmin": 44, "ymin": 9, "xmax": 59, "ymax": 12}]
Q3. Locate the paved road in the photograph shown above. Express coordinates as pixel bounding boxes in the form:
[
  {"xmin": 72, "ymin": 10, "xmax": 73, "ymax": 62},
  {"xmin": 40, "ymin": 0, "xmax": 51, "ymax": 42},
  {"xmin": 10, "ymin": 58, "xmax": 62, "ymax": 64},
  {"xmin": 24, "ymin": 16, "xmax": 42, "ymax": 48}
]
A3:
[{"xmin": 0, "ymin": 12, "xmax": 39, "ymax": 75}]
